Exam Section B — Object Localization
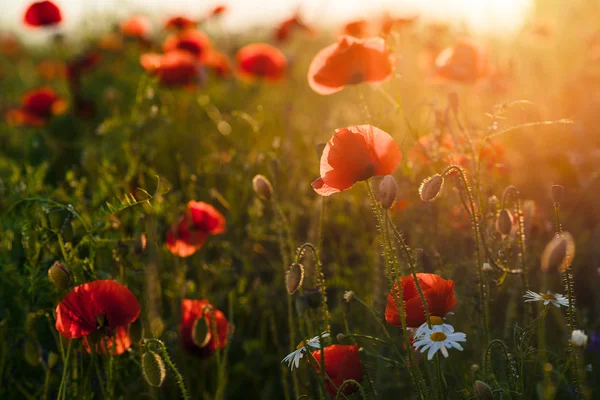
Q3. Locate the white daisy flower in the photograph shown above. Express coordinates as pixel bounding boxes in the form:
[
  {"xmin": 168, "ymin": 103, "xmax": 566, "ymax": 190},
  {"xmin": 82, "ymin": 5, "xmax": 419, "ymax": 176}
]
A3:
[
  {"xmin": 523, "ymin": 290, "xmax": 569, "ymax": 308},
  {"xmin": 413, "ymin": 329, "xmax": 467, "ymax": 360},
  {"xmin": 414, "ymin": 316, "xmax": 455, "ymax": 339},
  {"xmin": 281, "ymin": 332, "xmax": 330, "ymax": 370},
  {"xmin": 571, "ymin": 330, "xmax": 588, "ymax": 347}
]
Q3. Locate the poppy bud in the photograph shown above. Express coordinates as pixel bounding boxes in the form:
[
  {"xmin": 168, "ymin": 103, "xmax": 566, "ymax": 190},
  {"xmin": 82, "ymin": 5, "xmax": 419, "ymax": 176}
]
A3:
[
  {"xmin": 551, "ymin": 185, "xmax": 564, "ymax": 206},
  {"xmin": 142, "ymin": 351, "xmax": 166, "ymax": 387},
  {"xmin": 252, "ymin": 174, "xmax": 273, "ymax": 201},
  {"xmin": 286, "ymin": 263, "xmax": 305, "ymax": 294},
  {"xmin": 541, "ymin": 232, "xmax": 575, "ymax": 272},
  {"xmin": 419, "ymin": 174, "xmax": 444, "ymax": 202},
  {"xmin": 47, "ymin": 209, "xmax": 67, "ymax": 230},
  {"xmin": 379, "ymin": 175, "xmax": 397, "ymax": 209},
  {"xmin": 473, "ymin": 380, "xmax": 494, "ymax": 400},
  {"xmin": 496, "ymin": 209, "xmax": 513, "ymax": 235},
  {"xmin": 48, "ymin": 261, "xmax": 71, "ymax": 290},
  {"xmin": 48, "ymin": 352, "xmax": 59, "ymax": 369},
  {"xmin": 192, "ymin": 317, "xmax": 211, "ymax": 348},
  {"xmin": 295, "ymin": 295, "xmax": 309, "ymax": 316},
  {"xmin": 336, "ymin": 333, "xmax": 348, "ymax": 343},
  {"xmin": 24, "ymin": 338, "xmax": 40, "ymax": 366}
]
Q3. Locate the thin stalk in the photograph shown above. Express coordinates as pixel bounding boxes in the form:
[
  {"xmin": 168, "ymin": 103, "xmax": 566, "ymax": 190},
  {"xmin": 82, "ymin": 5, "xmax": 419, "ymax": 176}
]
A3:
[
  {"xmin": 295, "ymin": 243, "xmax": 329, "ymax": 332},
  {"xmin": 56, "ymin": 339, "xmax": 73, "ymax": 400},
  {"xmin": 145, "ymin": 339, "xmax": 190, "ymax": 400}
]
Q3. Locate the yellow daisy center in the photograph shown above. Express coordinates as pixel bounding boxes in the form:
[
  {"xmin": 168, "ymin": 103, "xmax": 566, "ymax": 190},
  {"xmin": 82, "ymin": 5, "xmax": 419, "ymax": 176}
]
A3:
[
  {"xmin": 430, "ymin": 316, "xmax": 444, "ymax": 325},
  {"xmin": 541, "ymin": 294, "xmax": 556, "ymax": 301},
  {"xmin": 296, "ymin": 340, "xmax": 307, "ymax": 350},
  {"xmin": 430, "ymin": 332, "xmax": 447, "ymax": 342}
]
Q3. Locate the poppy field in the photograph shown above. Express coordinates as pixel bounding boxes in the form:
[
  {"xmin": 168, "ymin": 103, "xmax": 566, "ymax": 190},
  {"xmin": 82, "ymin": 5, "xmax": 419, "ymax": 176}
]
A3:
[{"xmin": 3, "ymin": 1, "xmax": 600, "ymax": 399}]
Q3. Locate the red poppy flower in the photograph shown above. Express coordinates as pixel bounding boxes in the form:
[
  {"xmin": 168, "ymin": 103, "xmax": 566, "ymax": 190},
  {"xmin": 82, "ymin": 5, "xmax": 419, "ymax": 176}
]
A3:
[
  {"xmin": 310, "ymin": 344, "xmax": 363, "ymax": 397},
  {"xmin": 430, "ymin": 39, "xmax": 490, "ymax": 84},
  {"xmin": 312, "ymin": 125, "xmax": 401, "ymax": 196},
  {"xmin": 165, "ymin": 16, "xmax": 197, "ymax": 31},
  {"xmin": 275, "ymin": 13, "xmax": 311, "ymax": 42},
  {"xmin": 55, "ymin": 280, "xmax": 140, "ymax": 339},
  {"xmin": 210, "ymin": 5, "xmax": 227, "ymax": 17},
  {"xmin": 342, "ymin": 19, "xmax": 369, "ymax": 38},
  {"xmin": 205, "ymin": 50, "xmax": 232, "ymax": 78},
  {"xmin": 163, "ymin": 30, "xmax": 211, "ymax": 62},
  {"xmin": 236, "ymin": 43, "xmax": 287, "ymax": 82},
  {"xmin": 308, "ymin": 35, "xmax": 395, "ymax": 95},
  {"xmin": 140, "ymin": 51, "xmax": 201, "ymax": 87},
  {"xmin": 23, "ymin": 1, "xmax": 62, "ymax": 27},
  {"xmin": 179, "ymin": 299, "xmax": 230, "ymax": 358},
  {"xmin": 385, "ymin": 273, "xmax": 456, "ymax": 328},
  {"xmin": 121, "ymin": 15, "xmax": 152, "ymax": 39},
  {"xmin": 166, "ymin": 201, "xmax": 226, "ymax": 257},
  {"xmin": 82, "ymin": 325, "xmax": 131, "ymax": 356},
  {"xmin": 6, "ymin": 87, "xmax": 66, "ymax": 127}
]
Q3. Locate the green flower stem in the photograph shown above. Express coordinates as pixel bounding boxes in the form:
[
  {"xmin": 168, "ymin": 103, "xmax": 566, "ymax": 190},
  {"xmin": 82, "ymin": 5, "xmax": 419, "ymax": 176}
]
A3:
[
  {"xmin": 56, "ymin": 339, "xmax": 73, "ymax": 400},
  {"xmin": 294, "ymin": 243, "xmax": 329, "ymax": 332},
  {"xmin": 145, "ymin": 339, "xmax": 190, "ymax": 400},
  {"xmin": 335, "ymin": 379, "xmax": 367, "ymax": 400},
  {"xmin": 485, "ymin": 339, "xmax": 518, "ymax": 395},
  {"xmin": 442, "ymin": 165, "xmax": 489, "ymax": 346}
]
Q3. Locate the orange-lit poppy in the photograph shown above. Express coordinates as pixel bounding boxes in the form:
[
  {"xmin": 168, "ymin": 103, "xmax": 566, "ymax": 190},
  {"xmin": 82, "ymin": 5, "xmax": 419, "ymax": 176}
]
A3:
[
  {"xmin": 166, "ymin": 201, "xmax": 226, "ymax": 257},
  {"xmin": 120, "ymin": 15, "xmax": 152, "ymax": 39},
  {"xmin": 310, "ymin": 344, "xmax": 364, "ymax": 397},
  {"xmin": 6, "ymin": 87, "xmax": 66, "ymax": 127},
  {"xmin": 380, "ymin": 13, "xmax": 418, "ymax": 36},
  {"xmin": 308, "ymin": 35, "xmax": 395, "ymax": 95},
  {"xmin": 23, "ymin": 1, "xmax": 62, "ymax": 27},
  {"xmin": 55, "ymin": 280, "xmax": 141, "ymax": 339},
  {"xmin": 342, "ymin": 19, "xmax": 369, "ymax": 38},
  {"xmin": 430, "ymin": 38, "xmax": 489, "ymax": 84},
  {"xmin": 82, "ymin": 325, "xmax": 131, "ymax": 356},
  {"xmin": 180, "ymin": 299, "xmax": 230, "ymax": 358},
  {"xmin": 236, "ymin": 43, "xmax": 287, "ymax": 82},
  {"xmin": 140, "ymin": 51, "xmax": 201, "ymax": 87},
  {"xmin": 36, "ymin": 59, "xmax": 66, "ymax": 81},
  {"xmin": 312, "ymin": 125, "xmax": 402, "ymax": 196},
  {"xmin": 275, "ymin": 13, "xmax": 312, "ymax": 42},
  {"xmin": 205, "ymin": 50, "xmax": 232, "ymax": 78},
  {"xmin": 163, "ymin": 30, "xmax": 211, "ymax": 62},
  {"xmin": 385, "ymin": 273, "xmax": 456, "ymax": 328},
  {"xmin": 210, "ymin": 5, "xmax": 227, "ymax": 17},
  {"xmin": 165, "ymin": 16, "xmax": 197, "ymax": 31}
]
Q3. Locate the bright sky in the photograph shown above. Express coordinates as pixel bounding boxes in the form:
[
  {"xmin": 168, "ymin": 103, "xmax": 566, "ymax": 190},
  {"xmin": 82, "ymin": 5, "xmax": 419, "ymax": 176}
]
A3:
[{"xmin": 1, "ymin": 0, "xmax": 533, "ymax": 37}]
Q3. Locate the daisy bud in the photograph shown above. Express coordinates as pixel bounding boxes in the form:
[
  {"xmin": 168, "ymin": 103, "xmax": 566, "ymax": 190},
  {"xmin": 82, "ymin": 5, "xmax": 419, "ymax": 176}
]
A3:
[
  {"xmin": 551, "ymin": 185, "xmax": 564, "ymax": 206},
  {"xmin": 48, "ymin": 352, "xmax": 59, "ymax": 369},
  {"xmin": 142, "ymin": 351, "xmax": 166, "ymax": 387},
  {"xmin": 571, "ymin": 330, "xmax": 588, "ymax": 347},
  {"xmin": 23, "ymin": 338, "xmax": 40, "ymax": 366},
  {"xmin": 419, "ymin": 174, "xmax": 444, "ymax": 202},
  {"xmin": 286, "ymin": 263, "xmax": 304, "ymax": 294},
  {"xmin": 252, "ymin": 174, "xmax": 273, "ymax": 201},
  {"xmin": 496, "ymin": 209, "xmax": 513, "ymax": 235},
  {"xmin": 379, "ymin": 175, "xmax": 398, "ymax": 209},
  {"xmin": 541, "ymin": 232, "xmax": 575, "ymax": 272},
  {"xmin": 192, "ymin": 316, "xmax": 211, "ymax": 348},
  {"xmin": 48, "ymin": 261, "xmax": 71, "ymax": 290},
  {"xmin": 473, "ymin": 380, "xmax": 494, "ymax": 400}
]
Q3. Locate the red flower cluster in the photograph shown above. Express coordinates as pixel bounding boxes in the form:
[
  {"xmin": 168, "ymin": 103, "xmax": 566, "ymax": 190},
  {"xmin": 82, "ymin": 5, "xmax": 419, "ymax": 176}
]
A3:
[
  {"xmin": 308, "ymin": 35, "xmax": 395, "ymax": 95},
  {"xmin": 236, "ymin": 43, "xmax": 287, "ymax": 82},
  {"xmin": 166, "ymin": 201, "xmax": 226, "ymax": 257},
  {"xmin": 430, "ymin": 39, "xmax": 490, "ymax": 84},
  {"xmin": 179, "ymin": 299, "xmax": 230, "ymax": 358},
  {"xmin": 23, "ymin": 1, "xmax": 62, "ymax": 28},
  {"xmin": 310, "ymin": 344, "xmax": 364, "ymax": 397},
  {"xmin": 385, "ymin": 273, "xmax": 456, "ymax": 328},
  {"xmin": 163, "ymin": 30, "xmax": 212, "ymax": 62},
  {"xmin": 165, "ymin": 16, "xmax": 197, "ymax": 31},
  {"xmin": 312, "ymin": 125, "xmax": 402, "ymax": 196},
  {"xmin": 6, "ymin": 87, "xmax": 66, "ymax": 127},
  {"xmin": 140, "ymin": 51, "xmax": 201, "ymax": 87}
]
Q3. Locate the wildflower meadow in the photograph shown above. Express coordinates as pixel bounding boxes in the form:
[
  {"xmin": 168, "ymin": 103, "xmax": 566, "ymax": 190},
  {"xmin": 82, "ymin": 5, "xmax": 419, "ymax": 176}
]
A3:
[{"xmin": 2, "ymin": 0, "xmax": 600, "ymax": 399}]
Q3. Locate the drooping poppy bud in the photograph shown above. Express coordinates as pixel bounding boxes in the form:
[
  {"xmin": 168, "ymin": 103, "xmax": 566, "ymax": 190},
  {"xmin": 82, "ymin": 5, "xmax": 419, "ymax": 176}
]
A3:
[
  {"xmin": 379, "ymin": 175, "xmax": 398, "ymax": 209},
  {"xmin": 252, "ymin": 174, "xmax": 273, "ymax": 201},
  {"xmin": 541, "ymin": 232, "xmax": 575, "ymax": 272},
  {"xmin": 48, "ymin": 261, "xmax": 71, "ymax": 290},
  {"xmin": 473, "ymin": 380, "xmax": 494, "ymax": 400},
  {"xmin": 286, "ymin": 263, "xmax": 305, "ymax": 294},
  {"xmin": 142, "ymin": 351, "xmax": 166, "ymax": 387},
  {"xmin": 496, "ymin": 209, "xmax": 513, "ymax": 236},
  {"xmin": 419, "ymin": 174, "xmax": 444, "ymax": 201}
]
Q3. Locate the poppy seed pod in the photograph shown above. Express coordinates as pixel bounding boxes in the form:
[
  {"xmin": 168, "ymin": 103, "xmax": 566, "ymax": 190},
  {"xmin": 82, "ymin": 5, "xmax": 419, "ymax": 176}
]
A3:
[
  {"xmin": 419, "ymin": 174, "xmax": 444, "ymax": 202},
  {"xmin": 142, "ymin": 351, "xmax": 166, "ymax": 387},
  {"xmin": 541, "ymin": 232, "xmax": 575, "ymax": 272},
  {"xmin": 252, "ymin": 174, "xmax": 273, "ymax": 201},
  {"xmin": 473, "ymin": 380, "xmax": 494, "ymax": 400},
  {"xmin": 48, "ymin": 261, "xmax": 71, "ymax": 290},
  {"xmin": 192, "ymin": 317, "xmax": 211, "ymax": 348},
  {"xmin": 286, "ymin": 263, "xmax": 305, "ymax": 294},
  {"xmin": 379, "ymin": 175, "xmax": 398, "ymax": 209},
  {"xmin": 551, "ymin": 185, "xmax": 564, "ymax": 206},
  {"xmin": 496, "ymin": 209, "xmax": 513, "ymax": 235}
]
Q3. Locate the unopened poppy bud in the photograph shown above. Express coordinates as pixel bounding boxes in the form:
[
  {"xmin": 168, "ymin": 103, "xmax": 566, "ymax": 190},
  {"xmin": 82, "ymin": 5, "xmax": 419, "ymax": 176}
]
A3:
[
  {"xmin": 192, "ymin": 317, "xmax": 211, "ymax": 348},
  {"xmin": 142, "ymin": 351, "xmax": 166, "ymax": 387},
  {"xmin": 496, "ymin": 209, "xmax": 513, "ymax": 235},
  {"xmin": 541, "ymin": 232, "xmax": 575, "ymax": 272},
  {"xmin": 48, "ymin": 261, "xmax": 71, "ymax": 290},
  {"xmin": 286, "ymin": 263, "xmax": 304, "ymax": 294},
  {"xmin": 551, "ymin": 185, "xmax": 564, "ymax": 206},
  {"xmin": 379, "ymin": 175, "xmax": 397, "ymax": 209},
  {"xmin": 315, "ymin": 143, "xmax": 326, "ymax": 159},
  {"xmin": 419, "ymin": 174, "xmax": 444, "ymax": 202},
  {"xmin": 473, "ymin": 380, "xmax": 493, "ymax": 400},
  {"xmin": 48, "ymin": 352, "xmax": 59, "ymax": 369},
  {"xmin": 252, "ymin": 174, "xmax": 273, "ymax": 201},
  {"xmin": 24, "ymin": 338, "xmax": 40, "ymax": 366}
]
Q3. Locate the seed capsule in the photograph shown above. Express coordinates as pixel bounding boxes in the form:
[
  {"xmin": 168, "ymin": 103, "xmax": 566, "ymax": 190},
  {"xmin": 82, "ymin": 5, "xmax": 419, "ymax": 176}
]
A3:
[
  {"xmin": 473, "ymin": 380, "xmax": 494, "ymax": 400},
  {"xmin": 541, "ymin": 232, "xmax": 575, "ymax": 272}
]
